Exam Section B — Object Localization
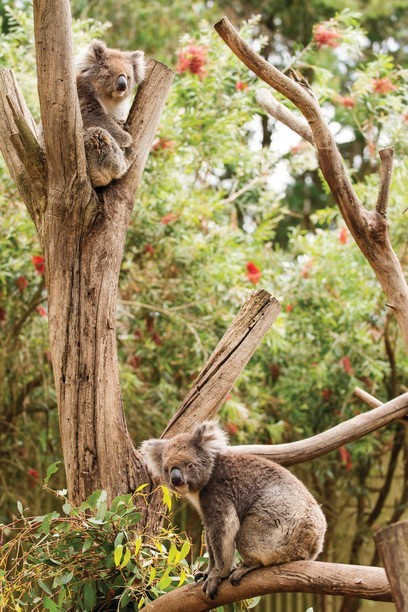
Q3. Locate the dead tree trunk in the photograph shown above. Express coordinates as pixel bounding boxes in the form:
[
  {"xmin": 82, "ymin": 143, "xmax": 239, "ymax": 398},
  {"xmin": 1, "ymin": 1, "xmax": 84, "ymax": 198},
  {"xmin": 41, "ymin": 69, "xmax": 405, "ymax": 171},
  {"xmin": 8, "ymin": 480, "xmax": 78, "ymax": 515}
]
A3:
[
  {"xmin": 0, "ymin": 0, "xmax": 173, "ymax": 506},
  {"xmin": 375, "ymin": 520, "xmax": 408, "ymax": 611}
]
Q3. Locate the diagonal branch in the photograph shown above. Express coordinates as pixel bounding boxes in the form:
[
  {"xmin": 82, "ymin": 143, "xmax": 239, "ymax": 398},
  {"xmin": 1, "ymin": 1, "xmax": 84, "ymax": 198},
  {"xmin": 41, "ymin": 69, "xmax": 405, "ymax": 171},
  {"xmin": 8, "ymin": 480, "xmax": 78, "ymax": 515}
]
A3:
[
  {"xmin": 256, "ymin": 88, "xmax": 314, "ymax": 145},
  {"xmin": 162, "ymin": 290, "xmax": 281, "ymax": 438},
  {"xmin": 232, "ymin": 392, "xmax": 408, "ymax": 465},
  {"xmin": 142, "ymin": 561, "xmax": 392, "ymax": 611}
]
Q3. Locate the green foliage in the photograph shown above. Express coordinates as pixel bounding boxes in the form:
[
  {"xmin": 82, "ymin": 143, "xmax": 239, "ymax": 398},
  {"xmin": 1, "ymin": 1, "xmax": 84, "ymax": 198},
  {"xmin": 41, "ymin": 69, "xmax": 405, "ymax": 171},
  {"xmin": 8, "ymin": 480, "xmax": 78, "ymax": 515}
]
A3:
[{"xmin": 0, "ymin": 484, "xmax": 192, "ymax": 610}]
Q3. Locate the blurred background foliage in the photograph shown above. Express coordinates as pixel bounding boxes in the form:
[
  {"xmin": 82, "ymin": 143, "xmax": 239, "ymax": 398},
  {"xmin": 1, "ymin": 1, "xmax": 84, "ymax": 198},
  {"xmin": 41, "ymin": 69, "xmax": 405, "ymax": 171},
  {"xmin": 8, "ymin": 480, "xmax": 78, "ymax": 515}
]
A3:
[{"xmin": 1, "ymin": 1, "xmax": 408, "ymax": 610}]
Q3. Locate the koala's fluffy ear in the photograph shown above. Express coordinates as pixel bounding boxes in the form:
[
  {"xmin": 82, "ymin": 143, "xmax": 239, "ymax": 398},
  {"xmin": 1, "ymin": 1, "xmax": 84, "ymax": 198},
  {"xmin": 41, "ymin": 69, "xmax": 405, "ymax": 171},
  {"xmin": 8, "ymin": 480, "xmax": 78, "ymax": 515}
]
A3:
[
  {"xmin": 140, "ymin": 439, "xmax": 166, "ymax": 479},
  {"xmin": 127, "ymin": 50, "xmax": 145, "ymax": 84},
  {"xmin": 193, "ymin": 421, "xmax": 228, "ymax": 457},
  {"xmin": 76, "ymin": 39, "xmax": 107, "ymax": 73}
]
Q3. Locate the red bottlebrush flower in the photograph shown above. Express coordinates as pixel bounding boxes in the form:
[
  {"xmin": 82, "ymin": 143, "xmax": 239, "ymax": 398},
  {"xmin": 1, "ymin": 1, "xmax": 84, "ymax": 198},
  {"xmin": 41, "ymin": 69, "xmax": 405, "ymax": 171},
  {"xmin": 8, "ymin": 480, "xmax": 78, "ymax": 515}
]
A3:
[
  {"xmin": 286, "ymin": 304, "xmax": 293, "ymax": 312},
  {"xmin": 225, "ymin": 422, "xmax": 239, "ymax": 436},
  {"xmin": 0, "ymin": 307, "xmax": 6, "ymax": 321},
  {"xmin": 15, "ymin": 276, "xmax": 28, "ymax": 291},
  {"xmin": 129, "ymin": 355, "xmax": 141, "ymax": 369},
  {"xmin": 134, "ymin": 329, "xmax": 144, "ymax": 342},
  {"xmin": 176, "ymin": 44, "xmax": 208, "ymax": 79},
  {"xmin": 32, "ymin": 255, "xmax": 45, "ymax": 275},
  {"xmin": 313, "ymin": 24, "xmax": 342, "ymax": 48},
  {"xmin": 152, "ymin": 138, "xmax": 176, "ymax": 152},
  {"xmin": 339, "ymin": 446, "xmax": 352, "ymax": 471},
  {"xmin": 341, "ymin": 355, "xmax": 354, "ymax": 376},
  {"xmin": 337, "ymin": 96, "xmax": 356, "ymax": 108},
  {"xmin": 246, "ymin": 262, "xmax": 262, "ymax": 285},
  {"xmin": 338, "ymin": 227, "xmax": 348, "ymax": 244},
  {"xmin": 372, "ymin": 78, "xmax": 398, "ymax": 95},
  {"xmin": 270, "ymin": 364, "xmax": 281, "ymax": 382},
  {"xmin": 152, "ymin": 332, "xmax": 162, "ymax": 346},
  {"xmin": 143, "ymin": 243, "xmax": 155, "ymax": 255},
  {"xmin": 321, "ymin": 388, "xmax": 332, "ymax": 402},
  {"xmin": 28, "ymin": 468, "xmax": 40, "ymax": 488},
  {"xmin": 36, "ymin": 306, "xmax": 47, "ymax": 318},
  {"xmin": 235, "ymin": 81, "xmax": 248, "ymax": 91},
  {"xmin": 160, "ymin": 212, "xmax": 178, "ymax": 225}
]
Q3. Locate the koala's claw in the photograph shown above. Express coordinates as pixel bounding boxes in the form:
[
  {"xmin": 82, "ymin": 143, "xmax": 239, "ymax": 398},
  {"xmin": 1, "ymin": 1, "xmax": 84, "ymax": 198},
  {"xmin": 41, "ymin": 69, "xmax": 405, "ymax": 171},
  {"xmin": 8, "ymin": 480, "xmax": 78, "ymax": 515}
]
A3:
[
  {"xmin": 194, "ymin": 571, "xmax": 208, "ymax": 582},
  {"xmin": 202, "ymin": 575, "xmax": 221, "ymax": 600}
]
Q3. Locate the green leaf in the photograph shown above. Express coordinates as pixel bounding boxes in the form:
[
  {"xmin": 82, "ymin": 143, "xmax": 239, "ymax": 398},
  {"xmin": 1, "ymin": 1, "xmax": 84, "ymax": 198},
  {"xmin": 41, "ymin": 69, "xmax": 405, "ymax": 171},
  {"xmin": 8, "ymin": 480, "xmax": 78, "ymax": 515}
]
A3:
[
  {"xmin": 179, "ymin": 540, "xmax": 191, "ymax": 560},
  {"xmin": 120, "ymin": 547, "xmax": 131, "ymax": 569},
  {"xmin": 160, "ymin": 486, "xmax": 172, "ymax": 511},
  {"xmin": 62, "ymin": 502, "xmax": 71, "ymax": 515},
  {"xmin": 82, "ymin": 538, "xmax": 93, "ymax": 553},
  {"xmin": 167, "ymin": 542, "xmax": 178, "ymax": 565},
  {"xmin": 114, "ymin": 532, "xmax": 125, "ymax": 548},
  {"xmin": 114, "ymin": 544, "xmax": 124, "ymax": 567},
  {"xmin": 44, "ymin": 462, "xmax": 60, "ymax": 484},
  {"xmin": 135, "ymin": 483, "xmax": 149, "ymax": 492},
  {"xmin": 83, "ymin": 581, "xmax": 96, "ymax": 611},
  {"xmin": 38, "ymin": 579, "xmax": 52, "ymax": 595},
  {"xmin": 43, "ymin": 597, "xmax": 59, "ymax": 612},
  {"xmin": 17, "ymin": 500, "xmax": 23, "ymax": 515},
  {"xmin": 157, "ymin": 573, "xmax": 172, "ymax": 591},
  {"xmin": 247, "ymin": 596, "xmax": 261, "ymax": 608}
]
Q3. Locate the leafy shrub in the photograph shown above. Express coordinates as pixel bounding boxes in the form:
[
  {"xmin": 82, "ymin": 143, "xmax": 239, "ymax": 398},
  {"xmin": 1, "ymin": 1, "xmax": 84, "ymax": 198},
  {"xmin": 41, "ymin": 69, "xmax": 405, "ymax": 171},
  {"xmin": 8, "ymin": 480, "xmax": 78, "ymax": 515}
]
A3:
[{"xmin": 0, "ymin": 474, "xmax": 192, "ymax": 611}]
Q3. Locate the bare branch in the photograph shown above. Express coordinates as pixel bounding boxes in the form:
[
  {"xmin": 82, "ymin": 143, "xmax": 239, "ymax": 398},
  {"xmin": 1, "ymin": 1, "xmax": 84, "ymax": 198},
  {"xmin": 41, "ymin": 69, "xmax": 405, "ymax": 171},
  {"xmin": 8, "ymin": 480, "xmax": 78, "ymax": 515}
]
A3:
[
  {"xmin": 214, "ymin": 16, "xmax": 408, "ymax": 349},
  {"xmin": 162, "ymin": 291, "xmax": 281, "ymax": 438},
  {"xmin": 142, "ymin": 561, "xmax": 392, "ymax": 611},
  {"xmin": 376, "ymin": 147, "xmax": 394, "ymax": 218},
  {"xmin": 353, "ymin": 386, "xmax": 382, "ymax": 408},
  {"xmin": 256, "ymin": 88, "xmax": 314, "ymax": 145},
  {"xmin": 117, "ymin": 58, "xmax": 174, "ymax": 202},
  {"xmin": 0, "ymin": 69, "xmax": 45, "ymax": 228},
  {"xmin": 33, "ymin": 0, "xmax": 87, "ymax": 194},
  {"xmin": 232, "ymin": 392, "xmax": 408, "ymax": 465}
]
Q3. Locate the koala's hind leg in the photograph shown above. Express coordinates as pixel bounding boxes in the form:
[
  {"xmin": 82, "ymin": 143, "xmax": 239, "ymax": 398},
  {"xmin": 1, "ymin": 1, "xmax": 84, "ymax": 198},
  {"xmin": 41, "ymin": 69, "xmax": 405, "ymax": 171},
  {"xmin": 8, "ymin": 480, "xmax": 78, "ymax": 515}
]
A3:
[
  {"xmin": 229, "ymin": 562, "xmax": 262, "ymax": 586},
  {"xmin": 84, "ymin": 127, "xmax": 129, "ymax": 187}
]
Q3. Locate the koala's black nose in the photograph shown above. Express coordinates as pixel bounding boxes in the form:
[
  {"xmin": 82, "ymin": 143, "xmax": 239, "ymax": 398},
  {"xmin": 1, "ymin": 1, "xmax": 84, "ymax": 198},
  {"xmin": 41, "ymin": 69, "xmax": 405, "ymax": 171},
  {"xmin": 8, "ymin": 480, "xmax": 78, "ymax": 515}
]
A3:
[
  {"xmin": 170, "ymin": 467, "xmax": 185, "ymax": 487},
  {"xmin": 116, "ymin": 75, "xmax": 127, "ymax": 91}
]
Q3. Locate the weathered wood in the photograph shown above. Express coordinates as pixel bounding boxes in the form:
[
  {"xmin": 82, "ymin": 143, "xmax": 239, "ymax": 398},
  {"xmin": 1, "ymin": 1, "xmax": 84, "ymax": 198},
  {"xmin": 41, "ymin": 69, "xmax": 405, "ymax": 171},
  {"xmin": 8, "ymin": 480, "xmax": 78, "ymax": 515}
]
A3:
[
  {"xmin": 142, "ymin": 561, "xmax": 392, "ymax": 611},
  {"xmin": 232, "ymin": 392, "xmax": 408, "ymax": 465},
  {"xmin": 353, "ymin": 386, "xmax": 382, "ymax": 408},
  {"xmin": 375, "ymin": 520, "xmax": 408, "ymax": 611},
  {"xmin": 162, "ymin": 290, "xmax": 281, "ymax": 438},
  {"xmin": 0, "ymin": 69, "xmax": 44, "ymax": 230},
  {"xmin": 255, "ymin": 88, "xmax": 314, "ymax": 145},
  {"xmin": 215, "ymin": 16, "xmax": 408, "ymax": 348}
]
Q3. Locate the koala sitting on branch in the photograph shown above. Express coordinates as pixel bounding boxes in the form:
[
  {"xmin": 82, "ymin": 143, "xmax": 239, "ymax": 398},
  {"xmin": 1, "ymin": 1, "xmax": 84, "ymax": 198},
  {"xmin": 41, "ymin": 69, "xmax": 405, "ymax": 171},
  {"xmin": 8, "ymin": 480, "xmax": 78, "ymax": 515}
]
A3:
[
  {"xmin": 141, "ymin": 421, "xmax": 327, "ymax": 600},
  {"xmin": 76, "ymin": 40, "xmax": 145, "ymax": 187}
]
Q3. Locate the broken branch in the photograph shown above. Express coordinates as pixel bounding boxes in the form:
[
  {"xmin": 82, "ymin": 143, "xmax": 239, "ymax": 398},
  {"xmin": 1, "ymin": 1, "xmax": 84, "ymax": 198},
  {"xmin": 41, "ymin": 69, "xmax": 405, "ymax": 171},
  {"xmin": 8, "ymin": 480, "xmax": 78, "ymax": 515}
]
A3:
[{"xmin": 162, "ymin": 290, "xmax": 281, "ymax": 438}]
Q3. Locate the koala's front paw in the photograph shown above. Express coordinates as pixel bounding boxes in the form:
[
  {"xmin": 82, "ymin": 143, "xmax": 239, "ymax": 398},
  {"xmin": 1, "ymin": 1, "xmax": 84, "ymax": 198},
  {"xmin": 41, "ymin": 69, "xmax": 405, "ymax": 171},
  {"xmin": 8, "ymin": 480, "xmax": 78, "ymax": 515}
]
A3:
[
  {"xmin": 194, "ymin": 571, "xmax": 209, "ymax": 583},
  {"xmin": 116, "ymin": 130, "xmax": 132, "ymax": 148},
  {"xmin": 202, "ymin": 574, "xmax": 221, "ymax": 600}
]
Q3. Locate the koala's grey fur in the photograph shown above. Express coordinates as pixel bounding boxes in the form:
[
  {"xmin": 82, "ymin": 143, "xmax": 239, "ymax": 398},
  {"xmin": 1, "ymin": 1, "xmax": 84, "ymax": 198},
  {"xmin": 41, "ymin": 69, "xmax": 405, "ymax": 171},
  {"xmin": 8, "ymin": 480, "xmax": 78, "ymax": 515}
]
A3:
[
  {"xmin": 140, "ymin": 421, "xmax": 327, "ymax": 600},
  {"xmin": 76, "ymin": 39, "xmax": 145, "ymax": 187}
]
